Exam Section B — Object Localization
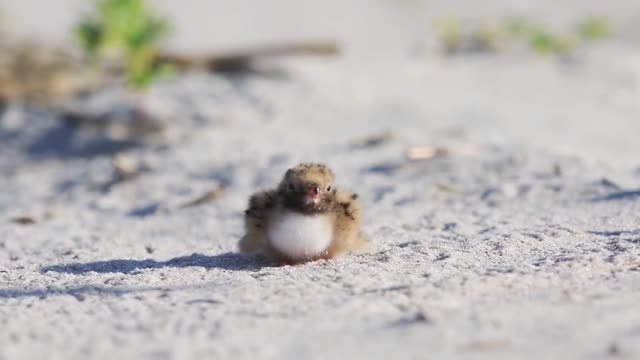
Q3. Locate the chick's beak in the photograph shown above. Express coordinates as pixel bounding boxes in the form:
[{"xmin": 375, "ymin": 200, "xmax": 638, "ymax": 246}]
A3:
[{"xmin": 304, "ymin": 185, "xmax": 321, "ymax": 204}]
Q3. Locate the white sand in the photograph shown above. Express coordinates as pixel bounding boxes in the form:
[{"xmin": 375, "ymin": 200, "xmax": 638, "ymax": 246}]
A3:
[{"xmin": 1, "ymin": 1, "xmax": 640, "ymax": 359}]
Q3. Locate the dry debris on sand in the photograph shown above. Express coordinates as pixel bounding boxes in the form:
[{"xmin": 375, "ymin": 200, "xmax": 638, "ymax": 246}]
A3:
[{"xmin": 1, "ymin": 1, "xmax": 640, "ymax": 359}]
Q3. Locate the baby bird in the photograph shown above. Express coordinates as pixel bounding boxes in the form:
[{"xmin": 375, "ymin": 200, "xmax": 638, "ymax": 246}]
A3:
[{"xmin": 239, "ymin": 163, "xmax": 367, "ymax": 263}]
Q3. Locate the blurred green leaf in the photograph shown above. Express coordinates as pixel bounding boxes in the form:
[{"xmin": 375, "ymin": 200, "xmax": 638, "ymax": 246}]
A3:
[
  {"xmin": 527, "ymin": 29, "xmax": 555, "ymax": 54},
  {"xmin": 578, "ymin": 16, "xmax": 610, "ymax": 41},
  {"xmin": 503, "ymin": 17, "xmax": 531, "ymax": 37},
  {"xmin": 75, "ymin": 21, "xmax": 103, "ymax": 56},
  {"xmin": 436, "ymin": 17, "xmax": 462, "ymax": 53},
  {"xmin": 125, "ymin": 18, "xmax": 168, "ymax": 49},
  {"xmin": 74, "ymin": 0, "xmax": 171, "ymax": 89}
]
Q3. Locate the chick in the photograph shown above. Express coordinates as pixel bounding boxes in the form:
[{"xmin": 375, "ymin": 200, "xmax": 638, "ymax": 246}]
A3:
[{"xmin": 239, "ymin": 163, "xmax": 367, "ymax": 263}]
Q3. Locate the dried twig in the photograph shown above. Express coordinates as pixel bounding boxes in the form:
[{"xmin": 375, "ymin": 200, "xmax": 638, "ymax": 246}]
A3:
[
  {"xmin": 350, "ymin": 130, "xmax": 397, "ymax": 149},
  {"xmin": 0, "ymin": 41, "xmax": 105, "ymax": 106},
  {"xmin": 95, "ymin": 155, "xmax": 146, "ymax": 192},
  {"xmin": 10, "ymin": 216, "xmax": 36, "ymax": 225},
  {"xmin": 180, "ymin": 185, "xmax": 226, "ymax": 208},
  {"xmin": 465, "ymin": 338, "xmax": 511, "ymax": 351},
  {"xmin": 0, "ymin": 39, "xmax": 339, "ymax": 106},
  {"xmin": 156, "ymin": 40, "xmax": 340, "ymax": 72}
]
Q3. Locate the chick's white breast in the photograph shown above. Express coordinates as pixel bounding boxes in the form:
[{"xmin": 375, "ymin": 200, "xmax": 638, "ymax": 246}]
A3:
[{"xmin": 268, "ymin": 211, "xmax": 333, "ymax": 259}]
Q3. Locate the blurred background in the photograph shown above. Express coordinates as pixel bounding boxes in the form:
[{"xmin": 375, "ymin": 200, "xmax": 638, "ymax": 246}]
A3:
[
  {"xmin": 1, "ymin": 0, "xmax": 639, "ymax": 164},
  {"xmin": 2, "ymin": 0, "xmax": 639, "ymax": 52},
  {"xmin": 0, "ymin": 0, "xmax": 639, "ymax": 213},
  {"xmin": 1, "ymin": 0, "xmax": 639, "ymax": 222},
  {"xmin": 2, "ymin": 2, "xmax": 640, "ymax": 358}
]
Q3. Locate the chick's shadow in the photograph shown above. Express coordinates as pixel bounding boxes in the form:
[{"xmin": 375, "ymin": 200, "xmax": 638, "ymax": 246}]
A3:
[
  {"xmin": 1, "ymin": 253, "xmax": 267, "ymax": 300},
  {"xmin": 41, "ymin": 252, "xmax": 266, "ymax": 275}
]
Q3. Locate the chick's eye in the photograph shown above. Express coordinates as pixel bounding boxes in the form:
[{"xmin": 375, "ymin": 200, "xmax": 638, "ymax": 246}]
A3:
[{"xmin": 288, "ymin": 184, "xmax": 295, "ymax": 191}]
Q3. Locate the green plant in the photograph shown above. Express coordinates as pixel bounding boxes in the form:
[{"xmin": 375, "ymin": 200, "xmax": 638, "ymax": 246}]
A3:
[
  {"xmin": 437, "ymin": 15, "xmax": 607, "ymax": 57},
  {"xmin": 75, "ymin": 0, "xmax": 172, "ymax": 89},
  {"xmin": 436, "ymin": 17, "xmax": 502, "ymax": 54},
  {"xmin": 436, "ymin": 17, "xmax": 462, "ymax": 53},
  {"xmin": 578, "ymin": 16, "xmax": 610, "ymax": 41},
  {"xmin": 527, "ymin": 28, "xmax": 577, "ymax": 55},
  {"xmin": 503, "ymin": 17, "xmax": 530, "ymax": 37}
]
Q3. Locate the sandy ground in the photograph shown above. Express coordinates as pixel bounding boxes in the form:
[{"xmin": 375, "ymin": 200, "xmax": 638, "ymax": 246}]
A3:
[{"xmin": 1, "ymin": 1, "xmax": 640, "ymax": 359}]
